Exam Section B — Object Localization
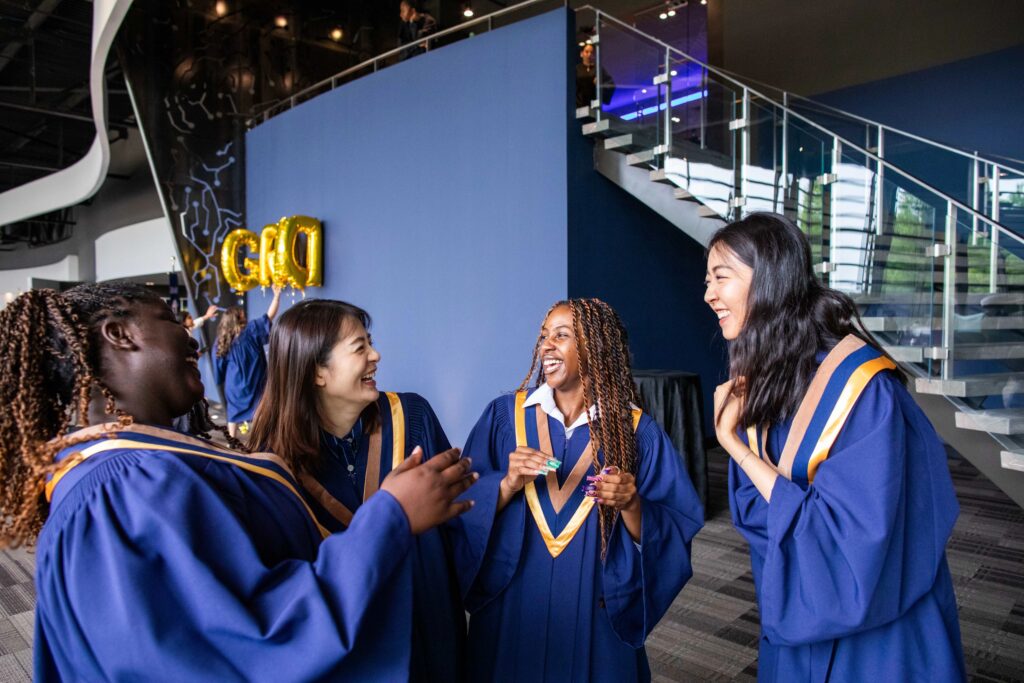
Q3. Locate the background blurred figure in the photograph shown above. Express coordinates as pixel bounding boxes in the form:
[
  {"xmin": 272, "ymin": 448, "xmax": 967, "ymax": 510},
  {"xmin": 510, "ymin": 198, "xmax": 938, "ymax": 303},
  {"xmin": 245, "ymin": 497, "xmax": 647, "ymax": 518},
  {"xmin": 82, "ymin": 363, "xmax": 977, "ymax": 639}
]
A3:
[
  {"xmin": 576, "ymin": 42, "xmax": 615, "ymax": 109},
  {"xmin": 398, "ymin": 0, "xmax": 436, "ymax": 61},
  {"xmin": 181, "ymin": 304, "xmax": 219, "ymax": 334},
  {"xmin": 214, "ymin": 285, "xmax": 281, "ymax": 438}
]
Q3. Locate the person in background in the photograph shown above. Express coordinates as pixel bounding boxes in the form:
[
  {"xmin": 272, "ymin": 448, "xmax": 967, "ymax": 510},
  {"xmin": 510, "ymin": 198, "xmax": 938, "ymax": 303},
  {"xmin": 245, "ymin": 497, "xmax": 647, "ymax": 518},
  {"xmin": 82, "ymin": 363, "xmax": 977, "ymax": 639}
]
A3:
[
  {"xmin": 576, "ymin": 42, "xmax": 615, "ymax": 109},
  {"xmin": 398, "ymin": 0, "xmax": 437, "ymax": 61},
  {"xmin": 0, "ymin": 282, "xmax": 477, "ymax": 681},
  {"xmin": 706, "ymin": 213, "xmax": 965, "ymax": 681},
  {"xmin": 249, "ymin": 298, "xmax": 467, "ymax": 682},
  {"xmin": 181, "ymin": 304, "xmax": 219, "ymax": 334},
  {"xmin": 214, "ymin": 285, "xmax": 281, "ymax": 438},
  {"xmin": 450, "ymin": 298, "xmax": 704, "ymax": 682}
]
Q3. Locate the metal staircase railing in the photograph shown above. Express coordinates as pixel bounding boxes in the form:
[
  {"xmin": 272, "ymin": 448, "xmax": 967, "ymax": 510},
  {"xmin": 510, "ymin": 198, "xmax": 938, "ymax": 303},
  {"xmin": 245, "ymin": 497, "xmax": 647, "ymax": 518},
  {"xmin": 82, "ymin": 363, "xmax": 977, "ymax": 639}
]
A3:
[{"xmin": 577, "ymin": 6, "xmax": 1024, "ymax": 488}]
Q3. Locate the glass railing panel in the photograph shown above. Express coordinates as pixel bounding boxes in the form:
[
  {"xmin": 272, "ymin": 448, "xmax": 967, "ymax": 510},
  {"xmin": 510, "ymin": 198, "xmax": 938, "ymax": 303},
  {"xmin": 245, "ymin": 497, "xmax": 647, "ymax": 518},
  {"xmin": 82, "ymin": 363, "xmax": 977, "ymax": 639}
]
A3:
[
  {"xmin": 783, "ymin": 118, "xmax": 829, "ymax": 269},
  {"xmin": 997, "ymin": 170, "xmax": 1024, "ymax": 235},
  {"xmin": 738, "ymin": 96, "xmax": 777, "ymax": 214},
  {"xmin": 596, "ymin": 15, "xmax": 667, "ymax": 154},
  {"xmin": 846, "ymin": 166, "xmax": 944, "ymax": 376}
]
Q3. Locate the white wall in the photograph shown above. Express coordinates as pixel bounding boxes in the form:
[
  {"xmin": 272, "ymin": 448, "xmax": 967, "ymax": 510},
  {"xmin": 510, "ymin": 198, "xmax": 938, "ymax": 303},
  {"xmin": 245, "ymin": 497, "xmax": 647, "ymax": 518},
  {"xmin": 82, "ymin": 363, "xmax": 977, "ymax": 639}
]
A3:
[
  {"xmin": 0, "ymin": 255, "xmax": 79, "ymax": 302},
  {"xmin": 94, "ymin": 217, "xmax": 177, "ymax": 282}
]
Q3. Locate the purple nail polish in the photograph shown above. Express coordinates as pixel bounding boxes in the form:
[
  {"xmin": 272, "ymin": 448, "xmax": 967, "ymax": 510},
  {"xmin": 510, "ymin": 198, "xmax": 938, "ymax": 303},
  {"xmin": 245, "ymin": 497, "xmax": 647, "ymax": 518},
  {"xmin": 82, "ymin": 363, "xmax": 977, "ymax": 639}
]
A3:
[
  {"xmin": 602, "ymin": 467, "xmax": 613, "ymax": 474},
  {"xmin": 586, "ymin": 475, "xmax": 602, "ymax": 482}
]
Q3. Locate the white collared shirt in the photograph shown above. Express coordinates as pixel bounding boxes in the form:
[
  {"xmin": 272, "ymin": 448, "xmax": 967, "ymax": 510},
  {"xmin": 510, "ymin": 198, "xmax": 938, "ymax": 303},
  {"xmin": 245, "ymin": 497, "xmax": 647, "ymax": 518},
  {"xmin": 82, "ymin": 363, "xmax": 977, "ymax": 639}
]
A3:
[{"xmin": 523, "ymin": 383, "xmax": 640, "ymax": 440}]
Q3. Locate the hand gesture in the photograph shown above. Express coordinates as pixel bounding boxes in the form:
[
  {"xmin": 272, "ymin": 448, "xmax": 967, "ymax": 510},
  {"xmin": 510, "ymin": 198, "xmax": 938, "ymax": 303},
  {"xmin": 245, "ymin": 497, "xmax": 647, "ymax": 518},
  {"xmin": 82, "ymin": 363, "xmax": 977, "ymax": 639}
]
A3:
[
  {"xmin": 713, "ymin": 378, "xmax": 745, "ymax": 450},
  {"xmin": 381, "ymin": 447, "xmax": 477, "ymax": 534},
  {"xmin": 501, "ymin": 446, "xmax": 561, "ymax": 495},
  {"xmin": 203, "ymin": 304, "xmax": 219, "ymax": 320},
  {"xmin": 584, "ymin": 465, "xmax": 639, "ymax": 511}
]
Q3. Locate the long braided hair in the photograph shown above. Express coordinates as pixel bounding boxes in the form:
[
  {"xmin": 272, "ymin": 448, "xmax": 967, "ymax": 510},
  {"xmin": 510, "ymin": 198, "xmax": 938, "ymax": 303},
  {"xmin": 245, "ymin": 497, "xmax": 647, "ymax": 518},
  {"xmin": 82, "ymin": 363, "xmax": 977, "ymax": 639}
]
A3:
[
  {"xmin": 518, "ymin": 298, "xmax": 640, "ymax": 558},
  {"xmin": 0, "ymin": 282, "xmax": 240, "ymax": 548}
]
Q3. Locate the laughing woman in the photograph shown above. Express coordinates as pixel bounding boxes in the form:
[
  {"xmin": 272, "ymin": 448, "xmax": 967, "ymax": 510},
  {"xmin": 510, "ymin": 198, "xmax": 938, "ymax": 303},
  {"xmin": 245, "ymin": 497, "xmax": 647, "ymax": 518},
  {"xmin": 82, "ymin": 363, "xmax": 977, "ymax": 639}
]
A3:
[
  {"xmin": 706, "ymin": 213, "xmax": 965, "ymax": 681},
  {"xmin": 450, "ymin": 298, "xmax": 704, "ymax": 682},
  {"xmin": 247, "ymin": 298, "xmax": 466, "ymax": 682},
  {"xmin": 0, "ymin": 283, "xmax": 476, "ymax": 681}
]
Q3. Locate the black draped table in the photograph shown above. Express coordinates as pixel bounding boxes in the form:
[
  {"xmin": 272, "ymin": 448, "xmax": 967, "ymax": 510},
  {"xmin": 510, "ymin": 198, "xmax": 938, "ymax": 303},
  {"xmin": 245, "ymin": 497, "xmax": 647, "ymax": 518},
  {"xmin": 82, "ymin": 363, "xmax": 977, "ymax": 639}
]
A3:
[{"xmin": 633, "ymin": 369, "xmax": 708, "ymax": 508}]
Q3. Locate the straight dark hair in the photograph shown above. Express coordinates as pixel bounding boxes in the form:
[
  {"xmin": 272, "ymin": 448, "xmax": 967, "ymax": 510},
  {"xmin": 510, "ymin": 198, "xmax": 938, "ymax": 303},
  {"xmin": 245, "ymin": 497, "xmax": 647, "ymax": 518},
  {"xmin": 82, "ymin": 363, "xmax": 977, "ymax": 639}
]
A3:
[
  {"xmin": 248, "ymin": 299, "xmax": 379, "ymax": 475},
  {"xmin": 709, "ymin": 212, "xmax": 902, "ymax": 429}
]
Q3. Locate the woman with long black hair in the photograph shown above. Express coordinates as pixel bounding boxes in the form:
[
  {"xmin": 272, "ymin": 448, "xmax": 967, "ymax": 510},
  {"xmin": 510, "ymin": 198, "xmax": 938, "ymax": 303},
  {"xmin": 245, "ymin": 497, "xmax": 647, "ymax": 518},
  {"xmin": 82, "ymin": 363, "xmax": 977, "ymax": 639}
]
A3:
[{"xmin": 706, "ymin": 213, "xmax": 965, "ymax": 681}]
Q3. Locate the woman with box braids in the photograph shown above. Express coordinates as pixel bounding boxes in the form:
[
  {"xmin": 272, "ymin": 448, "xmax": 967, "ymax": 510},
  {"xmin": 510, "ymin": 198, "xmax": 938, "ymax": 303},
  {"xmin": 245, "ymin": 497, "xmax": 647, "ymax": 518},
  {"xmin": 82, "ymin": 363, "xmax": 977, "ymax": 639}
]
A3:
[{"xmin": 455, "ymin": 297, "xmax": 703, "ymax": 682}]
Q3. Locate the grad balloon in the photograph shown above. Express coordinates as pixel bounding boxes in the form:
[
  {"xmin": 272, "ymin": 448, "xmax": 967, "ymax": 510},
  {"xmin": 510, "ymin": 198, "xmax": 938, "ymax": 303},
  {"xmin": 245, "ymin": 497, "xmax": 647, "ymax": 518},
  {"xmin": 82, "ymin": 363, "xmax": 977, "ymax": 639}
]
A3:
[{"xmin": 220, "ymin": 229, "xmax": 259, "ymax": 292}]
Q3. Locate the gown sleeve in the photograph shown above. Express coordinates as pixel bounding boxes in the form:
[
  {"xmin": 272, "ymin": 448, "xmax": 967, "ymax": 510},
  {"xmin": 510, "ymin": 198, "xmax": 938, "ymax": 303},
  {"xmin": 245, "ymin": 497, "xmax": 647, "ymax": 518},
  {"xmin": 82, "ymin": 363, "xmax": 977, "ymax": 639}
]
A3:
[
  {"xmin": 447, "ymin": 397, "xmax": 526, "ymax": 612},
  {"xmin": 601, "ymin": 416, "xmax": 705, "ymax": 647},
  {"xmin": 35, "ymin": 451, "xmax": 415, "ymax": 682},
  {"xmin": 731, "ymin": 372, "xmax": 960, "ymax": 646}
]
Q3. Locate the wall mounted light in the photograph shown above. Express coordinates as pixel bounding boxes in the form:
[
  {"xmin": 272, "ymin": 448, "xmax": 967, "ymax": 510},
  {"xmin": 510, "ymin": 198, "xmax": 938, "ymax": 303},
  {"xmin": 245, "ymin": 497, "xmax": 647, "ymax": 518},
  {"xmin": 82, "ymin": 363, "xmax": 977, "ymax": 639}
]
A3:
[
  {"xmin": 329, "ymin": 27, "xmax": 344, "ymax": 41},
  {"xmin": 274, "ymin": 15, "xmax": 288, "ymax": 28},
  {"xmin": 214, "ymin": 0, "xmax": 228, "ymax": 17}
]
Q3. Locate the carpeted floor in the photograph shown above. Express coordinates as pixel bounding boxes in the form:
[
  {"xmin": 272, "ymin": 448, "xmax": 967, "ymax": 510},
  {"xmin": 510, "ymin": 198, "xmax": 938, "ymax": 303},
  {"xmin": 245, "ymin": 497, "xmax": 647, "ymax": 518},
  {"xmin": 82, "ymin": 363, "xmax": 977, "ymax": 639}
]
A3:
[
  {"xmin": 646, "ymin": 448, "xmax": 1024, "ymax": 683},
  {"xmin": 0, "ymin": 448, "xmax": 1020, "ymax": 681}
]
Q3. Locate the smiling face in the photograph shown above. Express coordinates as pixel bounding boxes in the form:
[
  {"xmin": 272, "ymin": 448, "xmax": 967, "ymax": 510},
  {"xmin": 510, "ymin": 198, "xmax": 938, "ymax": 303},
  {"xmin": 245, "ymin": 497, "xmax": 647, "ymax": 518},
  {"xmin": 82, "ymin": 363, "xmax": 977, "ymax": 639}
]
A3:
[
  {"xmin": 314, "ymin": 317, "xmax": 381, "ymax": 414},
  {"xmin": 123, "ymin": 300, "xmax": 205, "ymax": 419},
  {"xmin": 539, "ymin": 304, "xmax": 583, "ymax": 394},
  {"xmin": 705, "ymin": 243, "xmax": 754, "ymax": 340}
]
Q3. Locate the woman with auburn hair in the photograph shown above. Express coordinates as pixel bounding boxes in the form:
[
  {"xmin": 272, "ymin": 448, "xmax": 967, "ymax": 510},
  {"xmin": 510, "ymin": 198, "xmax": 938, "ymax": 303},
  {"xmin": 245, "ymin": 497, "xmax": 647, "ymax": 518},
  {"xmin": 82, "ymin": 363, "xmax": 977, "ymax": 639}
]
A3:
[
  {"xmin": 706, "ymin": 213, "xmax": 965, "ymax": 681},
  {"xmin": 248, "ymin": 298, "xmax": 467, "ymax": 682},
  {"xmin": 214, "ymin": 285, "xmax": 282, "ymax": 437},
  {"xmin": 449, "ymin": 298, "xmax": 704, "ymax": 682}
]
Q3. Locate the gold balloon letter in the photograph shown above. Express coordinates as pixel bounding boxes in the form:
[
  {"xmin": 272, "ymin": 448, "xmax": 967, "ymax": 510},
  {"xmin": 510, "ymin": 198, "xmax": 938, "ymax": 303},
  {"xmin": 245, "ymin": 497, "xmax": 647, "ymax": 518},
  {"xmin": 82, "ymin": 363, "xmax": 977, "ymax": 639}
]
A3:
[
  {"xmin": 258, "ymin": 224, "xmax": 280, "ymax": 287},
  {"xmin": 275, "ymin": 215, "xmax": 323, "ymax": 289},
  {"xmin": 221, "ymin": 229, "xmax": 260, "ymax": 292}
]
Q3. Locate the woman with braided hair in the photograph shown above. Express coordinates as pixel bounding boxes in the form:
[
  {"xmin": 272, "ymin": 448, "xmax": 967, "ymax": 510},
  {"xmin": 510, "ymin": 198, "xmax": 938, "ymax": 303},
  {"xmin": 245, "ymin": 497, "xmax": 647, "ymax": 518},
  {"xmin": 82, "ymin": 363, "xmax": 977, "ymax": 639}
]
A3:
[
  {"xmin": 450, "ymin": 298, "xmax": 704, "ymax": 682},
  {"xmin": 0, "ymin": 282, "xmax": 477, "ymax": 681}
]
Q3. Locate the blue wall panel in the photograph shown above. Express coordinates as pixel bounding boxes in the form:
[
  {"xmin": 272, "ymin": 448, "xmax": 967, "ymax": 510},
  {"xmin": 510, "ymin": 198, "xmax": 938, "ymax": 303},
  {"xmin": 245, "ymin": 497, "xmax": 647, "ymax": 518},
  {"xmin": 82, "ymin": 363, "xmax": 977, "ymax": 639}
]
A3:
[
  {"xmin": 246, "ymin": 10, "xmax": 571, "ymax": 443},
  {"xmin": 815, "ymin": 43, "xmax": 1024, "ymax": 162}
]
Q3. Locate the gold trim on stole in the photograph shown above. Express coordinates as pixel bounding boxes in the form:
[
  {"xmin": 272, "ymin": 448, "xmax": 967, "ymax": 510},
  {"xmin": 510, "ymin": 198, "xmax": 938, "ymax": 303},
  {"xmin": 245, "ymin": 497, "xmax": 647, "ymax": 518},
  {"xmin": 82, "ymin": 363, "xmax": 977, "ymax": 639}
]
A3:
[
  {"xmin": 299, "ymin": 392, "xmax": 407, "ymax": 527},
  {"xmin": 46, "ymin": 437, "xmax": 331, "ymax": 539},
  {"xmin": 515, "ymin": 390, "xmax": 642, "ymax": 558}
]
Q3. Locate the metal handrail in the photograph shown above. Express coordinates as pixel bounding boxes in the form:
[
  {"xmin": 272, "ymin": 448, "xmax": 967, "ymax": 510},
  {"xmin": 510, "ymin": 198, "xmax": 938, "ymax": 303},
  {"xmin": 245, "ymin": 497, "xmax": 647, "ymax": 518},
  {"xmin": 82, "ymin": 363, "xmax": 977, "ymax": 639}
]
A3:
[
  {"xmin": 249, "ymin": 0, "xmax": 556, "ymax": 123},
  {"xmin": 581, "ymin": 6, "xmax": 1023, "ymax": 246},
  {"xmin": 707, "ymin": 66, "xmax": 1024, "ymax": 177}
]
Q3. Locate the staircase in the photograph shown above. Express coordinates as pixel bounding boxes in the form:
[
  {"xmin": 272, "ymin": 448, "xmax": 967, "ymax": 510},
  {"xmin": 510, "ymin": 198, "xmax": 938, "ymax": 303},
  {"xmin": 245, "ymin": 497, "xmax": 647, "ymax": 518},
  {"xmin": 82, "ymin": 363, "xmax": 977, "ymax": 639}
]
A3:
[{"xmin": 576, "ymin": 6, "xmax": 1024, "ymax": 507}]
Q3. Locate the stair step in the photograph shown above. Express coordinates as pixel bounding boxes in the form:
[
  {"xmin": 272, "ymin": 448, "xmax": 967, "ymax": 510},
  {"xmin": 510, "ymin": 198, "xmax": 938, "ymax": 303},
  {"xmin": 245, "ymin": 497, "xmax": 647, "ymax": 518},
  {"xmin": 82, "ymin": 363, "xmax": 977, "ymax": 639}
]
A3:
[
  {"xmin": 852, "ymin": 292, "xmax": 1024, "ymax": 305},
  {"xmin": 575, "ymin": 105, "xmax": 596, "ymax": 120},
  {"xmin": 862, "ymin": 316, "xmax": 1024, "ymax": 332},
  {"xmin": 673, "ymin": 187, "xmax": 695, "ymax": 201},
  {"xmin": 956, "ymin": 408, "xmax": 1024, "ymax": 435},
  {"xmin": 883, "ymin": 345, "xmax": 924, "ymax": 362},
  {"xmin": 627, "ymin": 149, "xmax": 656, "ymax": 167},
  {"xmin": 604, "ymin": 134, "xmax": 643, "ymax": 152},
  {"xmin": 1000, "ymin": 450, "xmax": 1024, "ymax": 472},
  {"xmin": 649, "ymin": 168, "xmax": 676, "ymax": 185},
  {"xmin": 698, "ymin": 204, "xmax": 724, "ymax": 219},
  {"xmin": 915, "ymin": 373, "xmax": 1024, "ymax": 398},
  {"xmin": 581, "ymin": 119, "xmax": 618, "ymax": 138}
]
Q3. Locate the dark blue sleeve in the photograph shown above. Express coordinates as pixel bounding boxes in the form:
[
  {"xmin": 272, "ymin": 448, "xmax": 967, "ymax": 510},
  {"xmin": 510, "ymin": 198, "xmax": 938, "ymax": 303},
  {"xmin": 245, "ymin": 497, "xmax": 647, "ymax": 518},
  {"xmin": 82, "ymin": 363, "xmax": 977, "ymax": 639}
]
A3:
[
  {"xmin": 601, "ymin": 416, "xmax": 705, "ymax": 647},
  {"xmin": 403, "ymin": 392, "xmax": 452, "ymax": 458},
  {"xmin": 446, "ymin": 397, "xmax": 525, "ymax": 612},
  {"xmin": 247, "ymin": 314, "xmax": 272, "ymax": 346},
  {"xmin": 34, "ymin": 454, "xmax": 415, "ymax": 681},
  {"xmin": 738, "ymin": 374, "xmax": 960, "ymax": 646}
]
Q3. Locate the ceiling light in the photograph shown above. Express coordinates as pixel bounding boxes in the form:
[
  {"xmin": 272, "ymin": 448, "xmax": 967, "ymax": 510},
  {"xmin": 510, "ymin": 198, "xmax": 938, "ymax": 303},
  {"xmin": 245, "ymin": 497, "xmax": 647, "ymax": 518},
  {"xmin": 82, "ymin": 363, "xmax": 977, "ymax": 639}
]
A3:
[
  {"xmin": 671, "ymin": 116, "xmax": 681, "ymax": 123},
  {"xmin": 579, "ymin": 41, "xmax": 585, "ymax": 47},
  {"xmin": 670, "ymin": 69, "xmax": 677, "ymax": 76},
  {"xmin": 659, "ymin": 12, "xmax": 668, "ymax": 19},
  {"xmin": 463, "ymin": 3, "xmax": 474, "ymax": 17},
  {"xmin": 274, "ymin": 15, "xmax": 288, "ymax": 28},
  {"xmin": 667, "ymin": 9, "xmax": 676, "ymax": 16},
  {"xmin": 329, "ymin": 27, "xmax": 343, "ymax": 41},
  {"xmin": 701, "ymin": 0, "xmax": 707, "ymax": 4},
  {"xmin": 214, "ymin": 0, "xmax": 228, "ymax": 17}
]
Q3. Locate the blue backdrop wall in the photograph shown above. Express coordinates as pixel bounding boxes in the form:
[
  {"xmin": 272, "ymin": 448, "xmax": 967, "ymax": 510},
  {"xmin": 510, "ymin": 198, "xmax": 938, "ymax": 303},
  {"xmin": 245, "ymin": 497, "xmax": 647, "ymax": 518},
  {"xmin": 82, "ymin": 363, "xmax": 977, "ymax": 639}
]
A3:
[
  {"xmin": 814, "ymin": 43, "xmax": 1024, "ymax": 163},
  {"xmin": 246, "ymin": 9, "xmax": 571, "ymax": 443}
]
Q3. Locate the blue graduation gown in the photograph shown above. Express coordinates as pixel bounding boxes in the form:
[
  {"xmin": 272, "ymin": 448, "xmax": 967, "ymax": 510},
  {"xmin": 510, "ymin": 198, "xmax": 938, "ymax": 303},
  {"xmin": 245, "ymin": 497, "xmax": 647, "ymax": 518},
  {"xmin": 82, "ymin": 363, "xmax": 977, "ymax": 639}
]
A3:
[
  {"xmin": 450, "ymin": 390, "xmax": 704, "ymax": 683},
  {"xmin": 213, "ymin": 313, "xmax": 271, "ymax": 423},
  {"xmin": 300, "ymin": 392, "xmax": 467, "ymax": 683},
  {"xmin": 34, "ymin": 424, "xmax": 415, "ymax": 682},
  {"xmin": 731, "ymin": 368, "xmax": 966, "ymax": 681}
]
